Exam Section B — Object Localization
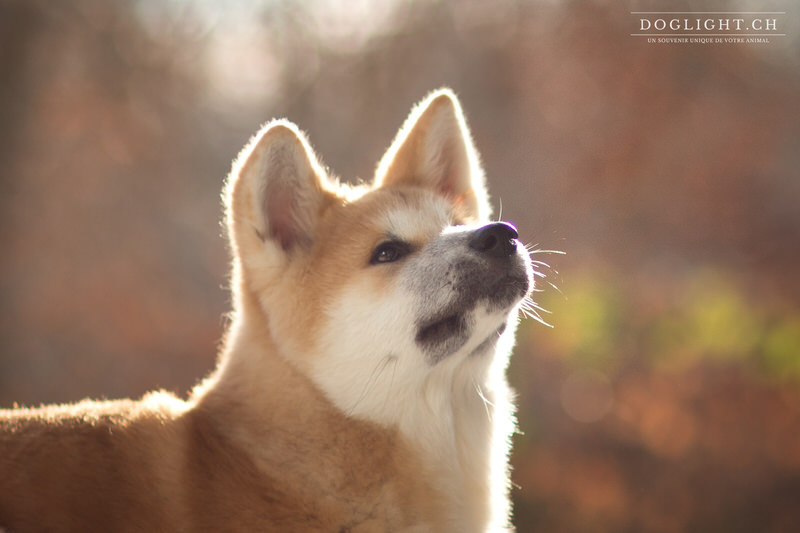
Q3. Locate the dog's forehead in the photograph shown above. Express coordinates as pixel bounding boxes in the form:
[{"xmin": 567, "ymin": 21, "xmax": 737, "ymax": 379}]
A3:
[{"xmin": 381, "ymin": 194, "xmax": 452, "ymax": 240}]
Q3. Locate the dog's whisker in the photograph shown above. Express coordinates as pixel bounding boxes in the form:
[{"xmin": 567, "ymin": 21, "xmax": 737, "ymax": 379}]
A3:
[
  {"xmin": 347, "ymin": 355, "xmax": 397, "ymax": 417},
  {"xmin": 523, "ymin": 297, "xmax": 552, "ymax": 314},
  {"xmin": 473, "ymin": 379, "xmax": 495, "ymax": 422},
  {"xmin": 530, "ymin": 249, "xmax": 565, "ymax": 255},
  {"xmin": 521, "ymin": 308, "xmax": 553, "ymax": 328},
  {"xmin": 545, "ymin": 281, "xmax": 563, "ymax": 294},
  {"xmin": 379, "ymin": 356, "xmax": 400, "ymax": 417},
  {"xmin": 519, "ymin": 296, "xmax": 554, "ymax": 328}
]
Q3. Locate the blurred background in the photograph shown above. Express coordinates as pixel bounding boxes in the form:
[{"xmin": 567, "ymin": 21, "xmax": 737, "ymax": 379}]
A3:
[{"xmin": 1, "ymin": 0, "xmax": 799, "ymax": 531}]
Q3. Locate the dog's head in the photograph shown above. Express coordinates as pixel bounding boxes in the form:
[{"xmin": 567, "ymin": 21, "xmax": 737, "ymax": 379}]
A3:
[{"xmin": 225, "ymin": 90, "xmax": 532, "ymax": 423}]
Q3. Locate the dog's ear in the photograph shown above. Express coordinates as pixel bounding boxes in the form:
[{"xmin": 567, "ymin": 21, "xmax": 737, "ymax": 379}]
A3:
[
  {"xmin": 374, "ymin": 89, "xmax": 490, "ymax": 221},
  {"xmin": 226, "ymin": 120, "xmax": 332, "ymax": 255}
]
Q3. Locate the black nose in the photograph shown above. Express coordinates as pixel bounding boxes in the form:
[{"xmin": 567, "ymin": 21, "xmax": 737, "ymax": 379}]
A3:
[{"xmin": 468, "ymin": 222, "xmax": 519, "ymax": 258}]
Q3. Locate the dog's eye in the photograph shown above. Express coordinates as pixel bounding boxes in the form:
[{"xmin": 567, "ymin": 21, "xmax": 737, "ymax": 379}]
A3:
[{"xmin": 370, "ymin": 241, "xmax": 410, "ymax": 265}]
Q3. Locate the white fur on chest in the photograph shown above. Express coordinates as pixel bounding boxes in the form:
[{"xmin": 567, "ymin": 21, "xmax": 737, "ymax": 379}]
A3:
[{"xmin": 311, "ymin": 281, "xmax": 518, "ymax": 531}]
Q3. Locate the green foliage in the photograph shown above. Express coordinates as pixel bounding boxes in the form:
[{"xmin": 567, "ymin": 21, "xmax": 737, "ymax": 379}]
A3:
[
  {"xmin": 540, "ymin": 275, "xmax": 624, "ymax": 372},
  {"xmin": 530, "ymin": 267, "xmax": 799, "ymax": 384},
  {"xmin": 761, "ymin": 316, "xmax": 800, "ymax": 382},
  {"xmin": 650, "ymin": 271, "xmax": 764, "ymax": 370}
]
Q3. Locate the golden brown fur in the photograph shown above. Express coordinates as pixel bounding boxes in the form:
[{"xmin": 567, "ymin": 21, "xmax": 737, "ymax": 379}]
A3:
[
  {"xmin": 0, "ymin": 354, "xmax": 444, "ymax": 531},
  {"xmin": 1, "ymin": 89, "xmax": 526, "ymax": 532}
]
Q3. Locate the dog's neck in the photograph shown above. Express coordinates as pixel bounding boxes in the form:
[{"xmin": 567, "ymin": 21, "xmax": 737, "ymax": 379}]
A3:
[{"xmin": 193, "ymin": 288, "xmax": 511, "ymax": 532}]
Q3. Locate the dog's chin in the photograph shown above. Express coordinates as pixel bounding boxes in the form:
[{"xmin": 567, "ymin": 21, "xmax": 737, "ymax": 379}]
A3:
[
  {"xmin": 468, "ymin": 321, "xmax": 508, "ymax": 359},
  {"xmin": 417, "ymin": 312, "xmax": 468, "ymax": 346},
  {"xmin": 415, "ymin": 307, "xmax": 471, "ymax": 364},
  {"xmin": 416, "ymin": 297, "xmax": 519, "ymax": 365}
]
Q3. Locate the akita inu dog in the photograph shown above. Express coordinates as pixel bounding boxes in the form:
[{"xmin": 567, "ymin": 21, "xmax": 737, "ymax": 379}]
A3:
[{"xmin": 0, "ymin": 89, "xmax": 534, "ymax": 532}]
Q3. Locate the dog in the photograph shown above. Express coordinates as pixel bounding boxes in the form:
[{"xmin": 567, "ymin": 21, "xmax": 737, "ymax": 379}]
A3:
[{"xmin": 0, "ymin": 89, "xmax": 534, "ymax": 532}]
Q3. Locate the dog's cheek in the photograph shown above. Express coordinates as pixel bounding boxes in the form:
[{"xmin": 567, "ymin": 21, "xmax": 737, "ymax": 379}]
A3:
[{"xmin": 308, "ymin": 280, "xmax": 421, "ymax": 415}]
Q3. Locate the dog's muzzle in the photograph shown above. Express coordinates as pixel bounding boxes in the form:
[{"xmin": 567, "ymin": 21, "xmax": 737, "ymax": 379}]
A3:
[{"xmin": 413, "ymin": 221, "xmax": 531, "ymax": 364}]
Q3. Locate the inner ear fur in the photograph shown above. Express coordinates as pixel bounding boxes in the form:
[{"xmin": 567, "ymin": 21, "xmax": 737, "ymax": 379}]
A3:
[
  {"xmin": 225, "ymin": 120, "xmax": 333, "ymax": 253},
  {"xmin": 374, "ymin": 89, "xmax": 491, "ymax": 221}
]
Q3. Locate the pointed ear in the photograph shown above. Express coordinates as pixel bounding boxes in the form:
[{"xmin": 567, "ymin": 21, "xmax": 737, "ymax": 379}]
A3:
[
  {"xmin": 225, "ymin": 120, "xmax": 331, "ymax": 255},
  {"xmin": 374, "ymin": 89, "xmax": 490, "ymax": 221}
]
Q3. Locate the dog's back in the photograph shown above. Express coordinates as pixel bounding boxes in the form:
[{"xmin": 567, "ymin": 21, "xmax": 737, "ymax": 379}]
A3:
[
  {"xmin": 0, "ymin": 394, "xmax": 188, "ymax": 531},
  {"xmin": 1, "ymin": 369, "xmax": 446, "ymax": 531}
]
